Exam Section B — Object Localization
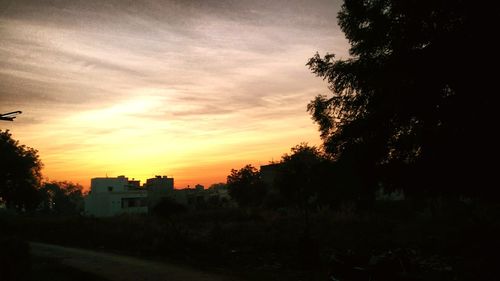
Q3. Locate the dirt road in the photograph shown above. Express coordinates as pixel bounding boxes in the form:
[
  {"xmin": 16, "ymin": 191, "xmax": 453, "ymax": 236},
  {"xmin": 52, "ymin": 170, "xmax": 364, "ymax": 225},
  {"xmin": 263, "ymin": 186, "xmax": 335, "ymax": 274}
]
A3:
[{"xmin": 30, "ymin": 242, "xmax": 239, "ymax": 281}]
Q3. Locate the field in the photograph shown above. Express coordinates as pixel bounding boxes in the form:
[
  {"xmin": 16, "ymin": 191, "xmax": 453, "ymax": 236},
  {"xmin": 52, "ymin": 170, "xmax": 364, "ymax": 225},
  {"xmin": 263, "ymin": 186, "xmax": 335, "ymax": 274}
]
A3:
[{"xmin": 2, "ymin": 200, "xmax": 499, "ymax": 281}]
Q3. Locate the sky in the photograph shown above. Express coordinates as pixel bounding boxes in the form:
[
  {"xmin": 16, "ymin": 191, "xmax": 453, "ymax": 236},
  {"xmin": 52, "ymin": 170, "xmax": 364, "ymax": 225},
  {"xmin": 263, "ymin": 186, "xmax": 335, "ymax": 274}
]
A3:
[{"xmin": 0, "ymin": 0, "xmax": 348, "ymax": 189}]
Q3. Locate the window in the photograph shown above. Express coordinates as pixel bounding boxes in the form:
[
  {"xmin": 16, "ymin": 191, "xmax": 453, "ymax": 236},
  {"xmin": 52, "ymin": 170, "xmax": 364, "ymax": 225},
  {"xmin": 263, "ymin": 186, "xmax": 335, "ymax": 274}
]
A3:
[{"xmin": 121, "ymin": 197, "xmax": 146, "ymax": 208}]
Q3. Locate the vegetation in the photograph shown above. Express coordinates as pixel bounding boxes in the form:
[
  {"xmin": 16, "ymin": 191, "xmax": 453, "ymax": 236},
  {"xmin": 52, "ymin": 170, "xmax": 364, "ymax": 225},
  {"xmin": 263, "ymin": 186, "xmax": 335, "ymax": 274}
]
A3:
[
  {"xmin": 1, "ymin": 1, "xmax": 498, "ymax": 280},
  {"xmin": 0, "ymin": 131, "xmax": 84, "ymax": 214},
  {"xmin": 227, "ymin": 165, "xmax": 266, "ymax": 207},
  {"xmin": 38, "ymin": 181, "xmax": 84, "ymax": 215},
  {"xmin": 2, "ymin": 201, "xmax": 499, "ymax": 281},
  {"xmin": 0, "ymin": 130, "xmax": 43, "ymax": 211},
  {"xmin": 307, "ymin": 0, "xmax": 495, "ymax": 200},
  {"xmin": 274, "ymin": 144, "xmax": 327, "ymax": 209}
]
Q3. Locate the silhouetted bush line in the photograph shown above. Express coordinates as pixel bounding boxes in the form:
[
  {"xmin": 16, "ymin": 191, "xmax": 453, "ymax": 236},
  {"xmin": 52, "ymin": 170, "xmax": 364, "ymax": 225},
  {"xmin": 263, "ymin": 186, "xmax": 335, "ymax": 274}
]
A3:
[{"xmin": 2, "ymin": 200, "xmax": 500, "ymax": 281}]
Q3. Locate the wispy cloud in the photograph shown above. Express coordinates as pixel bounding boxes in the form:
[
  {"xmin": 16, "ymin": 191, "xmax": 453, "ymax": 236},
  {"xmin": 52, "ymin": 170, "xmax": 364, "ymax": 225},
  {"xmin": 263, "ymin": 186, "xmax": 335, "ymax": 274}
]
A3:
[{"xmin": 0, "ymin": 0, "xmax": 348, "ymax": 188}]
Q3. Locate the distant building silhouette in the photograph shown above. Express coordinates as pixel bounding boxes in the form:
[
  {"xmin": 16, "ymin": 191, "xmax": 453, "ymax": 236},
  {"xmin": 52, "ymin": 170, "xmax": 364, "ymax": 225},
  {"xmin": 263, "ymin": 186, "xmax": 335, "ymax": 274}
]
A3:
[
  {"xmin": 145, "ymin": 175, "xmax": 174, "ymax": 208},
  {"xmin": 84, "ymin": 176, "xmax": 147, "ymax": 217},
  {"xmin": 146, "ymin": 175, "xmax": 174, "ymax": 191},
  {"xmin": 84, "ymin": 175, "xmax": 234, "ymax": 216}
]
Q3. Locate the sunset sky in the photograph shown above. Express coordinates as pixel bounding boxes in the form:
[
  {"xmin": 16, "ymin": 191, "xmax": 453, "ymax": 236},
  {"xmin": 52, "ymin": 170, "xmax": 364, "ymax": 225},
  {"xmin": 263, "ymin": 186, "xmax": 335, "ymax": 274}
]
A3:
[{"xmin": 0, "ymin": 0, "xmax": 348, "ymax": 189}]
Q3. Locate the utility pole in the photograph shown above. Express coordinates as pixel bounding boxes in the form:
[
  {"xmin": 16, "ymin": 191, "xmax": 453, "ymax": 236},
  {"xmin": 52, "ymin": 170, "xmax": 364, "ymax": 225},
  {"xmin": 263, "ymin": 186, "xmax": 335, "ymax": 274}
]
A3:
[{"xmin": 0, "ymin": 111, "xmax": 22, "ymax": 121}]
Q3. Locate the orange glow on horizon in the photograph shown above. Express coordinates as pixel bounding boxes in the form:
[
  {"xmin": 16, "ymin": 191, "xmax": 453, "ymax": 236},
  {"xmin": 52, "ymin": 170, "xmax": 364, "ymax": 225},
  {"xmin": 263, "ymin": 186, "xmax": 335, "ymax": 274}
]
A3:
[{"xmin": 0, "ymin": 0, "xmax": 346, "ymax": 191}]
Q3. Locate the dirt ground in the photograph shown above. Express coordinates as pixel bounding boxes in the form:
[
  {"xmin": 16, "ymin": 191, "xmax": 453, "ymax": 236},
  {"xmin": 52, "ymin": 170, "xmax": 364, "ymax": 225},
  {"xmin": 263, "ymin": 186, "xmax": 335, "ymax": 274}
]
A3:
[{"xmin": 30, "ymin": 242, "xmax": 241, "ymax": 281}]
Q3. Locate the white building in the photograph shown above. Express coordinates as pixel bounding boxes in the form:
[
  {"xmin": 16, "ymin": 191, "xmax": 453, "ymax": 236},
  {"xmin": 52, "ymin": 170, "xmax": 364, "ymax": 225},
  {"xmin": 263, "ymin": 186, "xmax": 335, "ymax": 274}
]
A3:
[{"xmin": 84, "ymin": 176, "xmax": 148, "ymax": 217}]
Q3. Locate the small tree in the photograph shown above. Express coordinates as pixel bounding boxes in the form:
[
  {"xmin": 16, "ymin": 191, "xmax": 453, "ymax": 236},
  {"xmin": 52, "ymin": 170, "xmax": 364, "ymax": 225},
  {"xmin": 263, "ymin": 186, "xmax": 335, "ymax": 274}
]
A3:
[
  {"xmin": 275, "ymin": 143, "xmax": 326, "ymax": 208},
  {"xmin": 227, "ymin": 164, "xmax": 266, "ymax": 207},
  {"xmin": 274, "ymin": 144, "xmax": 325, "ymax": 269},
  {"xmin": 39, "ymin": 181, "xmax": 84, "ymax": 215},
  {"xmin": 0, "ymin": 130, "xmax": 43, "ymax": 211}
]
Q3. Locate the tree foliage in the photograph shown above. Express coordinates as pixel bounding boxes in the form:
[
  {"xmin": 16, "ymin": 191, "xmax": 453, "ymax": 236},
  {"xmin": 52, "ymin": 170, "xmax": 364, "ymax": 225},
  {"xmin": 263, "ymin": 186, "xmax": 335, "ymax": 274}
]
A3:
[
  {"xmin": 227, "ymin": 164, "xmax": 266, "ymax": 207},
  {"xmin": 275, "ymin": 143, "xmax": 327, "ymax": 208},
  {"xmin": 0, "ymin": 130, "xmax": 43, "ymax": 211},
  {"xmin": 208, "ymin": 182, "xmax": 227, "ymax": 191},
  {"xmin": 39, "ymin": 181, "xmax": 84, "ymax": 215},
  {"xmin": 307, "ymin": 0, "xmax": 495, "ymax": 198}
]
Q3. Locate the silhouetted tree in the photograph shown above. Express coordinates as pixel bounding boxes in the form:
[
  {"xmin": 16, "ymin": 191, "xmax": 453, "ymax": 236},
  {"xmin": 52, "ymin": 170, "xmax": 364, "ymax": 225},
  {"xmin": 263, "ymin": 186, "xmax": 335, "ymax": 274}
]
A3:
[
  {"xmin": 227, "ymin": 164, "xmax": 266, "ymax": 207},
  {"xmin": 307, "ymin": 0, "xmax": 495, "ymax": 200},
  {"xmin": 206, "ymin": 183, "xmax": 230, "ymax": 208},
  {"xmin": 273, "ymin": 144, "xmax": 326, "ymax": 269},
  {"xmin": 0, "ymin": 130, "xmax": 42, "ymax": 211},
  {"xmin": 275, "ymin": 143, "xmax": 326, "ymax": 208},
  {"xmin": 208, "ymin": 182, "xmax": 227, "ymax": 191},
  {"xmin": 39, "ymin": 181, "xmax": 84, "ymax": 215}
]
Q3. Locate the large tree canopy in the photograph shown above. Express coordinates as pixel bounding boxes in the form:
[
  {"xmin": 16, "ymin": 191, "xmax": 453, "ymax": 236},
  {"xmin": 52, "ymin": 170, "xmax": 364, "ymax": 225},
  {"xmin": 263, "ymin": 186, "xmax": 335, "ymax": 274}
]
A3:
[
  {"xmin": 0, "ymin": 130, "xmax": 43, "ymax": 210},
  {"xmin": 307, "ymin": 0, "xmax": 495, "ymax": 198}
]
